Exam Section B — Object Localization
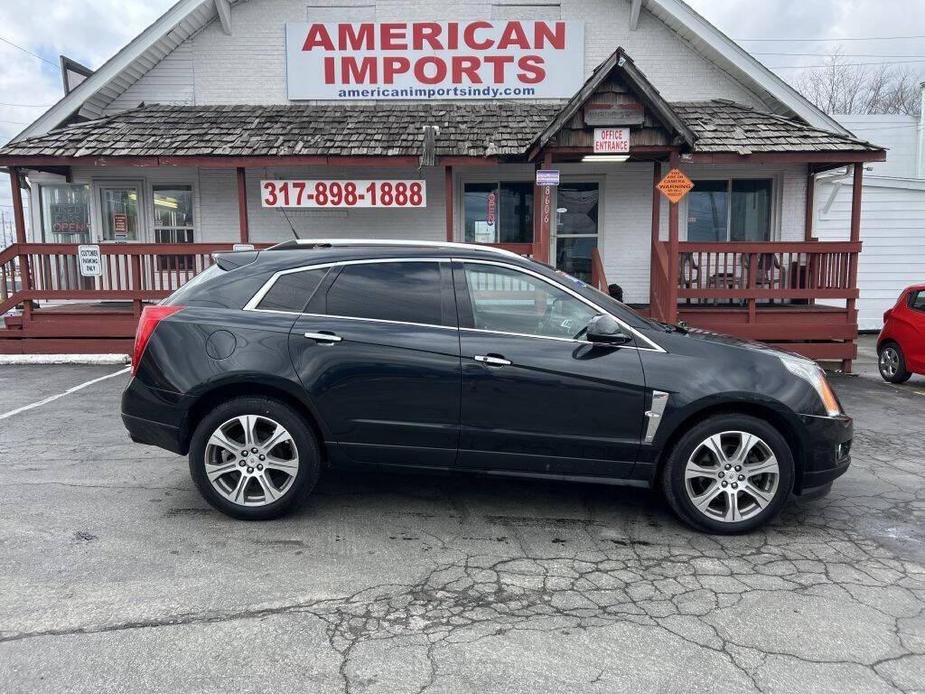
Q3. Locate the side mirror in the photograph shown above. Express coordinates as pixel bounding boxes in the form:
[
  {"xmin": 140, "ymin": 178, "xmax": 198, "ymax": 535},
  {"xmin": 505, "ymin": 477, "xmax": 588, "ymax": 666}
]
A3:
[{"xmin": 586, "ymin": 314, "xmax": 633, "ymax": 346}]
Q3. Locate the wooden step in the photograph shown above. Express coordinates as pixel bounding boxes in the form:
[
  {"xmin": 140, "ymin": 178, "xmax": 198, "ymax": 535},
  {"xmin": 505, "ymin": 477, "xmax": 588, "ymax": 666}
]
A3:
[{"xmin": 0, "ymin": 338, "xmax": 133, "ymax": 354}]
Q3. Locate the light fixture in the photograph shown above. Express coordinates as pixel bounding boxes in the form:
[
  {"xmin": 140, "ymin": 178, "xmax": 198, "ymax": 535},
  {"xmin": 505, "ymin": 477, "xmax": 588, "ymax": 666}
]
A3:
[{"xmin": 581, "ymin": 154, "xmax": 630, "ymax": 162}]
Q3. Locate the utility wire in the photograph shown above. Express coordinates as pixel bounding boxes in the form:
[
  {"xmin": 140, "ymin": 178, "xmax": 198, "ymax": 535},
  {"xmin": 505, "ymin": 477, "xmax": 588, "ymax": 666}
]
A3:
[
  {"xmin": 0, "ymin": 35, "xmax": 60, "ymax": 69},
  {"xmin": 738, "ymin": 35, "xmax": 925, "ymax": 42},
  {"xmin": 754, "ymin": 52, "xmax": 925, "ymax": 58},
  {"xmin": 770, "ymin": 59, "xmax": 925, "ymax": 69},
  {"xmin": 0, "ymin": 102, "xmax": 52, "ymax": 108}
]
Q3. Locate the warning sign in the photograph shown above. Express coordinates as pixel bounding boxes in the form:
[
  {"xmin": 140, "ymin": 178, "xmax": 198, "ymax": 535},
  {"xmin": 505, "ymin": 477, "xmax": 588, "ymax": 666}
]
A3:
[{"xmin": 656, "ymin": 169, "xmax": 694, "ymax": 204}]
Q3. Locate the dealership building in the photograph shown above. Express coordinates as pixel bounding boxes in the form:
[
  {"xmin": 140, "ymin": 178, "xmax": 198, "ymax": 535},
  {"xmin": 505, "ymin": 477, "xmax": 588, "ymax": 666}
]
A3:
[{"xmin": 0, "ymin": 0, "xmax": 885, "ymax": 366}]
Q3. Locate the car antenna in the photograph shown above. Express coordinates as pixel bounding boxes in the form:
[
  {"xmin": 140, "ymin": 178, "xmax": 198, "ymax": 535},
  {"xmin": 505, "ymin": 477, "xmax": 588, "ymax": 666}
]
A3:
[{"xmin": 279, "ymin": 208, "xmax": 301, "ymax": 240}]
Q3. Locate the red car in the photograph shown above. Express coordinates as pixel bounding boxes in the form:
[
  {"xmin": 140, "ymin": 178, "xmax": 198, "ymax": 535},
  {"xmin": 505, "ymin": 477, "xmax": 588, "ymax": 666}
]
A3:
[{"xmin": 878, "ymin": 283, "xmax": 925, "ymax": 383}]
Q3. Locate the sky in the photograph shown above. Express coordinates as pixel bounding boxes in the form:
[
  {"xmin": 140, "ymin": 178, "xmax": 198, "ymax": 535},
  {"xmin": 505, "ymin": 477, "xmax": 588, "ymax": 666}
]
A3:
[{"xmin": 1, "ymin": 0, "xmax": 924, "ymax": 241}]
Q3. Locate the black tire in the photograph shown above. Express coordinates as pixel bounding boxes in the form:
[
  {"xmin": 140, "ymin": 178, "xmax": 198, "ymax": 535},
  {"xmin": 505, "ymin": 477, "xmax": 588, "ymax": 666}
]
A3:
[
  {"xmin": 661, "ymin": 414, "xmax": 795, "ymax": 534},
  {"xmin": 188, "ymin": 396, "xmax": 321, "ymax": 520},
  {"xmin": 878, "ymin": 342, "xmax": 912, "ymax": 384}
]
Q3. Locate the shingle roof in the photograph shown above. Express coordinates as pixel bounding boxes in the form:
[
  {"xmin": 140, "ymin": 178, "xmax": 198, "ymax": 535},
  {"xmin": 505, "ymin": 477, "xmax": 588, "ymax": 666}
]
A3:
[
  {"xmin": 0, "ymin": 99, "xmax": 881, "ymax": 160},
  {"xmin": 0, "ymin": 103, "xmax": 562, "ymax": 159},
  {"xmin": 673, "ymin": 100, "xmax": 882, "ymax": 154}
]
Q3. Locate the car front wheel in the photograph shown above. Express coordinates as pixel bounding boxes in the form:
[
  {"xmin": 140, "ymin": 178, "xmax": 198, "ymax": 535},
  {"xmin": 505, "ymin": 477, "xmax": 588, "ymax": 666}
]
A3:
[
  {"xmin": 661, "ymin": 414, "xmax": 795, "ymax": 534},
  {"xmin": 188, "ymin": 396, "xmax": 321, "ymax": 520}
]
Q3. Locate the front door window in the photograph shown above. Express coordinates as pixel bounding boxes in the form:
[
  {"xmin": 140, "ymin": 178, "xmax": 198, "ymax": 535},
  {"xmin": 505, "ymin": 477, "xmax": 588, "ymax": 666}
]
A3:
[
  {"xmin": 555, "ymin": 182, "xmax": 600, "ymax": 283},
  {"xmin": 100, "ymin": 185, "xmax": 141, "ymax": 241}
]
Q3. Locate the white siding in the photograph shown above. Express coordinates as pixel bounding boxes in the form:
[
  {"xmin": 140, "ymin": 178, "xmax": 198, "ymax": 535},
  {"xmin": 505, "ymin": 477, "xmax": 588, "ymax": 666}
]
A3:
[
  {"xmin": 104, "ymin": 0, "xmax": 767, "ymax": 110},
  {"xmin": 104, "ymin": 44, "xmax": 195, "ymax": 114},
  {"xmin": 815, "ymin": 179, "xmax": 925, "ymax": 330},
  {"xmin": 835, "ymin": 114, "xmax": 920, "ymax": 179}
]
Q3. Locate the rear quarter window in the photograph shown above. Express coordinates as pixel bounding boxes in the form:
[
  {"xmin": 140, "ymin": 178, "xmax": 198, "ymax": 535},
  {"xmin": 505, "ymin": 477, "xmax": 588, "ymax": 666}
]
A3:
[
  {"xmin": 257, "ymin": 268, "xmax": 328, "ymax": 313},
  {"xmin": 909, "ymin": 290, "xmax": 925, "ymax": 313}
]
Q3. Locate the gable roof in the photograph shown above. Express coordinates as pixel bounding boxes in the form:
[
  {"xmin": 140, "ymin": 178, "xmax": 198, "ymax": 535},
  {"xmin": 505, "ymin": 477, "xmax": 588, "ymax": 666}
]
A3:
[
  {"xmin": 12, "ymin": 0, "xmax": 851, "ymax": 144},
  {"xmin": 527, "ymin": 47, "xmax": 696, "ymax": 159}
]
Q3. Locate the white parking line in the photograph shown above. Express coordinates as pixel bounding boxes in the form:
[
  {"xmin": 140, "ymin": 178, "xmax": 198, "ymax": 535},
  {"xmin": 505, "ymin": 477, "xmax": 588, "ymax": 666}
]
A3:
[{"xmin": 0, "ymin": 367, "xmax": 131, "ymax": 421}]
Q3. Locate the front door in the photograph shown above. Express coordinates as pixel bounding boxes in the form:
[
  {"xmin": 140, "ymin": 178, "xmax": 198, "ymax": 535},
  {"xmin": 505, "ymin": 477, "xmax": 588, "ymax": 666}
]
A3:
[
  {"xmin": 553, "ymin": 182, "xmax": 600, "ymax": 283},
  {"xmin": 454, "ymin": 260, "xmax": 647, "ymax": 479},
  {"xmin": 288, "ymin": 259, "xmax": 461, "ymax": 468}
]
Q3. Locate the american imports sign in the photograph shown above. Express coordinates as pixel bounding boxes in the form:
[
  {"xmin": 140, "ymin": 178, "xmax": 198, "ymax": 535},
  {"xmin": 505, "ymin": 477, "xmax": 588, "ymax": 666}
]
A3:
[{"xmin": 285, "ymin": 21, "xmax": 584, "ymax": 100}]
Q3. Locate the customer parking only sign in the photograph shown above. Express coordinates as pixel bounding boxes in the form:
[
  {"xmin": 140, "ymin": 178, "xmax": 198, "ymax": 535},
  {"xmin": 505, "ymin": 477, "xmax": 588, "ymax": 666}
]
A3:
[{"xmin": 286, "ymin": 21, "xmax": 584, "ymax": 100}]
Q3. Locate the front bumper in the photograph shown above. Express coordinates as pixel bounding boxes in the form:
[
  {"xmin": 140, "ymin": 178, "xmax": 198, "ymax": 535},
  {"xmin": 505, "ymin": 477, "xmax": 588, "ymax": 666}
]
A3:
[
  {"xmin": 121, "ymin": 378, "xmax": 193, "ymax": 455},
  {"xmin": 796, "ymin": 413, "xmax": 852, "ymax": 493}
]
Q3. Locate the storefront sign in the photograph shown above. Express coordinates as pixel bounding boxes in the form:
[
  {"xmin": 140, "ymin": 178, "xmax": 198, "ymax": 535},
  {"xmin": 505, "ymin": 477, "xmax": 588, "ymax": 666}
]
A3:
[
  {"xmin": 49, "ymin": 203, "xmax": 90, "ymax": 235},
  {"xmin": 474, "ymin": 191, "xmax": 496, "ymax": 242},
  {"xmin": 77, "ymin": 245, "xmax": 102, "ymax": 277},
  {"xmin": 261, "ymin": 180, "xmax": 427, "ymax": 208},
  {"xmin": 656, "ymin": 168, "xmax": 694, "ymax": 203},
  {"xmin": 285, "ymin": 21, "xmax": 584, "ymax": 100},
  {"xmin": 592, "ymin": 127, "xmax": 630, "ymax": 154},
  {"xmin": 584, "ymin": 103, "xmax": 644, "ymax": 126},
  {"xmin": 536, "ymin": 169, "xmax": 560, "ymax": 186}
]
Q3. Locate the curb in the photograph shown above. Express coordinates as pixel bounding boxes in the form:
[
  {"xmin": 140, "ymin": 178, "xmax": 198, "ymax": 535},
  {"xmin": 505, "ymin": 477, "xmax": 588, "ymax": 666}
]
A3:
[{"xmin": 0, "ymin": 354, "xmax": 131, "ymax": 365}]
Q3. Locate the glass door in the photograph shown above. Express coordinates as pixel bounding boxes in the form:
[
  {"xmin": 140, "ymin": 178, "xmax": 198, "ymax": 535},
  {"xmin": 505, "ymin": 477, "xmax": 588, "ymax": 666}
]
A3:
[
  {"xmin": 100, "ymin": 184, "xmax": 141, "ymax": 241},
  {"xmin": 553, "ymin": 182, "xmax": 600, "ymax": 283}
]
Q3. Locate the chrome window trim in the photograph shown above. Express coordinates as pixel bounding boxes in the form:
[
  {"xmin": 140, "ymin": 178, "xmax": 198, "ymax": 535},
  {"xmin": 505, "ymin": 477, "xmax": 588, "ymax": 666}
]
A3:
[
  {"xmin": 243, "ymin": 256, "xmax": 665, "ymax": 353},
  {"xmin": 457, "ymin": 258, "xmax": 665, "ymax": 352}
]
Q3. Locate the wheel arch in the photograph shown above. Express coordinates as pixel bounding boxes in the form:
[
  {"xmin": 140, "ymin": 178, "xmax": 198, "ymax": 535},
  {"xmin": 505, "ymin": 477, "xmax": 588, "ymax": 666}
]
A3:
[
  {"xmin": 652, "ymin": 396, "xmax": 807, "ymax": 492},
  {"xmin": 180, "ymin": 375, "xmax": 329, "ymax": 459}
]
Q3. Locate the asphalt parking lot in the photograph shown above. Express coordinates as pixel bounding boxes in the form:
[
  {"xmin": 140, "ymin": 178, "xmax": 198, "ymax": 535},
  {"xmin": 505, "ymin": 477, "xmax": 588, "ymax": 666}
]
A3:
[{"xmin": 1, "ymin": 363, "xmax": 924, "ymax": 693}]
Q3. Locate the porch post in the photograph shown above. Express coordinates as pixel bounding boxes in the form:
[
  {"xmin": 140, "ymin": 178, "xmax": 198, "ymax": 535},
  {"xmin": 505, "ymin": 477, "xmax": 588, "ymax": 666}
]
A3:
[
  {"xmin": 649, "ymin": 161, "xmax": 661, "ymax": 311},
  {"xmin": 444, "ymin": 165, "xmax": 454, "ymax": 242},
  {"xmin": 236, "ymin": 167, "xmax": 250, "ymax": 243},
  {"xmin": 667, "ymin": 152, "xmax": 680, "ymax": 323},
  {"xmin": 9, "ymin": 167, "xmax": 32, "ymax": 321},
  {"xmin": 844, "ymin": 163, "xmax": 864, "ymax": 372},
  {"xmin": 534, "ymin": 151, "xmax": 553, "ymax": 263},
  {"xmin": 804, "ymin": 168, "xmax": 815, "ymax": 241}
]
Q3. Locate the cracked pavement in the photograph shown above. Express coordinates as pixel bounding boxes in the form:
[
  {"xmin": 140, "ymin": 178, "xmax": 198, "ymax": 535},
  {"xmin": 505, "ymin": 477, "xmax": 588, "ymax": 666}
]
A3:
[{"xmin": 0, "ymin": 365, "xmax": 924, "ymax": 693}]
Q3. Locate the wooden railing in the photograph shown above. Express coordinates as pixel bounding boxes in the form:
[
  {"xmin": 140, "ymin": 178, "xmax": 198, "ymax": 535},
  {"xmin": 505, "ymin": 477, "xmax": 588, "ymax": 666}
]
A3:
[
  {"xmin": 1, "ymin": 242, "xmax": 268, "ymax": 317},
  {"xmin": 590, "ymin": 248, "xmax": 608, "ymax": 293},
  {"xmin": 650, "ymin": 240, "xmax": 862, "ymax": 321}
]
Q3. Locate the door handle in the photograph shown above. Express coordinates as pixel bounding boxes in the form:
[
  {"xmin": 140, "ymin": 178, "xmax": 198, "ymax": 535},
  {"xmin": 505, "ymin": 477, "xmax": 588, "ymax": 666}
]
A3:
[
  {"xmin": 304, "ymin": 331, "xmax": 342, "ymax": 344},
  {"xmin": 474, "ymin": 354, "xmax": 511, "ymax": 367}
]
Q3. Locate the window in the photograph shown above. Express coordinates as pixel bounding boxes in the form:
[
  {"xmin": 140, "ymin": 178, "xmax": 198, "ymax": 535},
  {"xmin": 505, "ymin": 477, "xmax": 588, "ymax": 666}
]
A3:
[
  {"xmin": 40, "ymin": 184, "xmax": 91, "ymax": 243},
  {"xmin": 153, "ymin": 185, "xmax": 195, "ymax": 270},
  {"xmin": 257, "ymin": 268, "xmax": 329, "ymax": 313},
  {"xmin": 463, "ymin": 263, "xmax": 597, "ymax": 340},
  {"xmin": 100, "ymin": 184, "xmax": 141, "ymax": 241},
  {"xmin": 909, "ymin": 291, "xmax": 925, "ymax": 313},
  {"xmin": 326, "ymin": 262, "xmax": 443, "ymax": 326},
  {"xmin": 464, "ymin": 181, "xmax": 533, "ymax": 244},
  {"xmin": 687, "ymin": 179, "xmax": 773, "ymax": 242}
]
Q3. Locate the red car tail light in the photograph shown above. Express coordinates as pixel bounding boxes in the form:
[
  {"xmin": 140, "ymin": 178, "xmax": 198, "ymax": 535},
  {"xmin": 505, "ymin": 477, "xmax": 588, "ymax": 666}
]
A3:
[
  {"xmin": 132, "ymin": 305, "xmax": 185, "ymax": 375},
  {"xmin": 883, "ymin": 308, "xmax": 893, "ymax": 323}
]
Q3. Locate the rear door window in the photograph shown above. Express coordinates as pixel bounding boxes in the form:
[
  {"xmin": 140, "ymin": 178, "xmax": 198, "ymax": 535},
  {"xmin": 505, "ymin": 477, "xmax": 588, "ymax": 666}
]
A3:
[
  {"xmin": 257, "ymin": 268, "xmax": 328, "ymax": 313},
  {"xmin": 909, "ymin": 290, "xmax": 925, "ymax": 313},
  {"xmin": 325, "ymin": 261, "xmax": 444, "ymax": 326}
]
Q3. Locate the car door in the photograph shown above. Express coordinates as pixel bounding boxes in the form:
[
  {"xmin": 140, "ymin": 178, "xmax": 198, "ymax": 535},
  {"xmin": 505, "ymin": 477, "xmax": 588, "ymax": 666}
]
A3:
[
  {"xmin": 905, "ymin": 289, "xmax": 925, "ymax": 372},
  {"xmin": 454, "ymin": 260, "xmax": 648, "ymax": 479},
  {"xmin": 287, "ymin": 259, "xmax": 461, "ymax": 468}
]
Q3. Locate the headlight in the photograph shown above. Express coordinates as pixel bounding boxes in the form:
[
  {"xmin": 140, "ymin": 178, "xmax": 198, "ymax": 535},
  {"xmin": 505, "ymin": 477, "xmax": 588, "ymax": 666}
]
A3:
[{"xmin": 779, "ymin": 354, "xmax": 842, "ymax": 417}]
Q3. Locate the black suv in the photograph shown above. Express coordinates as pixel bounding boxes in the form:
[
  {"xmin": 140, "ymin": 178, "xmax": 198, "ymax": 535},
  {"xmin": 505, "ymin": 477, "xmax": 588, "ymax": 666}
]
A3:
[{"xmin": 121, "ymin": 240, "xmax": 852, "ymax": 533}]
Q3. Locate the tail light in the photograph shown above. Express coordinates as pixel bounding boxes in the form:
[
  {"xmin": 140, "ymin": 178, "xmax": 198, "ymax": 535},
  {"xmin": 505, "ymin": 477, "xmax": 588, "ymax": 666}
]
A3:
[
  {"xmin": 132, "ymin": 305, "xmax": 185, "ymax": 375},
  {"xmin": 883, "ymin": 308, "xmax": 893, "ymax": 323}
]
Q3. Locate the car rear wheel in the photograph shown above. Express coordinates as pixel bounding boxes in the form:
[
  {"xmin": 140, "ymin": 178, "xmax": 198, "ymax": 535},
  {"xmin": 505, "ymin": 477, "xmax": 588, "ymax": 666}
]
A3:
[
  {"xmin": 661, "ymin": 414, "xmax": 794, "ymax": 534},
  {"xmin": 188, "ymin": 397, "xmax": 320, "ymax": 520},
  {"xmin": 878, "ymin": 343, "xmax": 911, "ymax": 384}
]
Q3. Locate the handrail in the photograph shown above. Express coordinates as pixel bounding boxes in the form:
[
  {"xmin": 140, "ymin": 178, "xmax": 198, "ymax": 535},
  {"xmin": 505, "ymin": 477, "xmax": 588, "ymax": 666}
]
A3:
[{"xmin": 590, "ymin": 247, "xmax": 608, "ymax": 292}]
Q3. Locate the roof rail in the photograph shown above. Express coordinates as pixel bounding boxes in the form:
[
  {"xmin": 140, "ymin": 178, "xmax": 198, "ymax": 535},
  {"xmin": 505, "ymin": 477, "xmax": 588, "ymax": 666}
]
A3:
[{"xmin": 266, "ymin": 239, "xmax": 524, "ymax": 258}]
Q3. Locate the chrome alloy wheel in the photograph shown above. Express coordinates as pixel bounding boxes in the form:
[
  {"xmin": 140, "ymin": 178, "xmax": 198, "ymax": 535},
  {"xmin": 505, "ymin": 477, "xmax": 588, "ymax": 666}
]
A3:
[
  {"xmin": 204, "ymin": 415, "xmax": 300, "ymax": 507},
  {"xmin": 684, "ymin": 431, "xmax": 780, "ymax": 523},
  {"xmin": 879, "ymin": 347, "xmax": 900, "ymax": 378}
]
